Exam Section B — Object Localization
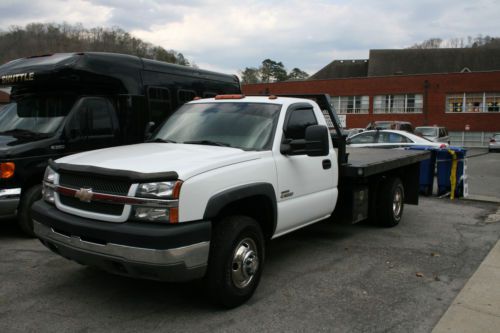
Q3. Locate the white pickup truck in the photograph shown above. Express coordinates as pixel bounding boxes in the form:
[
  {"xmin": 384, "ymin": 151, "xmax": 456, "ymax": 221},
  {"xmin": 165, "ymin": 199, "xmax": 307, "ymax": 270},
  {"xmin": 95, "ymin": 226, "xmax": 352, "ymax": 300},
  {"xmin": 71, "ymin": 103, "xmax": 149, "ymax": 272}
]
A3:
[{"xmin": 32, "ymin": 95, "xmax": 427, "ymax": 307}]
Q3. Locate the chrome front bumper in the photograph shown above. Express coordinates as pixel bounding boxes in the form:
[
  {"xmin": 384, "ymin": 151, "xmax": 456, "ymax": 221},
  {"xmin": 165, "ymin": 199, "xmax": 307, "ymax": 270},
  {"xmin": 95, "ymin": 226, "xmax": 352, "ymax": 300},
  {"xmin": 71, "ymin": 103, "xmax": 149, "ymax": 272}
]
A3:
[
  {"xmin": 0, "ymin": 188, "xmax": 21, "ymax": 217},
  {"xmin": 34, "ymin": 221, "xmax": 210, "ymax": 281}
]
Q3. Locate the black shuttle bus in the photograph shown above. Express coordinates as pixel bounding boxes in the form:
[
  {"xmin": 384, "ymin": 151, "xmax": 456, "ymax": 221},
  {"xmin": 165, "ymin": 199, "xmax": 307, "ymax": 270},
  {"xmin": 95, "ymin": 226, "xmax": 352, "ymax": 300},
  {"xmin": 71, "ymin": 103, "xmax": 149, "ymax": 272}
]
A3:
[{"xmin": 0, "ymin": 52, "xmax": 241, "ymax": 235}]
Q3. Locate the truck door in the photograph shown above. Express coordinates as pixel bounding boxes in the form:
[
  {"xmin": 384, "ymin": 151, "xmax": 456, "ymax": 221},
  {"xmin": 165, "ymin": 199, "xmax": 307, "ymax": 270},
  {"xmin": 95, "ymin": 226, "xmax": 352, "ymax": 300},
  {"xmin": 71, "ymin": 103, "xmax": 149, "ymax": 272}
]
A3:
[
  {"xmin": 64, "ymin": 97, "xmax": 119, "ymax": 153},
  {"xmin": 273, "ymin": 104, "xmax": 337, "ymax": 236}
]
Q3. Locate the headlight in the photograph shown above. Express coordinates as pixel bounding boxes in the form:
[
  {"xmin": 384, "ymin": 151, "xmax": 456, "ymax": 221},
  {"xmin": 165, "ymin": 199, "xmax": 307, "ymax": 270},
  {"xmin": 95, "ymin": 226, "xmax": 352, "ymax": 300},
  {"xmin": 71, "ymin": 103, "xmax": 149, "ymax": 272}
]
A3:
[
  {"xmin": 136, "ymin": 181, "xmax": 182, "ymax": 199},
  {"xmin": 133, "ymin": 180, "xmax": 182, "ymax": 223},
  {"xmin": 44, "ymin": 166, "xmax": 56, "ymax": 183},
  {"xmin": 42, "ymin": 166, "xmax": 56, "ymax": 204}
]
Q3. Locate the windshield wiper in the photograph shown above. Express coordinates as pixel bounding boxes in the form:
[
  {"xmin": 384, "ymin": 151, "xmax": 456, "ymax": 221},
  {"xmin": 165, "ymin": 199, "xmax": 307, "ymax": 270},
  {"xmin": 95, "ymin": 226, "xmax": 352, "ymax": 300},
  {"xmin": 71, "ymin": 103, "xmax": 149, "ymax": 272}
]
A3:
[
  {"xmin": 183, "ymin": 140, "xmax": 231, "ymax": 147},
  {"xmin": 149, "ymin": 138, "xmax": 177, "ymax": 143},
  {"xmin": 0, "ymin": 129, "xmax": 50, "ymax": 138}
]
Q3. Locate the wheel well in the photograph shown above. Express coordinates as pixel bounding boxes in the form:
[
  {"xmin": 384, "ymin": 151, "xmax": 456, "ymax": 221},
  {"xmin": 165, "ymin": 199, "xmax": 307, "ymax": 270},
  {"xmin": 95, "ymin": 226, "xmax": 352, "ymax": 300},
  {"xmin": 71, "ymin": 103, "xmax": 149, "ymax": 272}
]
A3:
[
  {"xmin": 214, "ymin": 195, "xmax": 275, "ymax": 240},
  {"xmin": 368, "ymin": 163, "xmax": 419, "ymax": 205},
  {"xmin": 22, "ymin": 174, "xmax": 44, "ymax": 197}
]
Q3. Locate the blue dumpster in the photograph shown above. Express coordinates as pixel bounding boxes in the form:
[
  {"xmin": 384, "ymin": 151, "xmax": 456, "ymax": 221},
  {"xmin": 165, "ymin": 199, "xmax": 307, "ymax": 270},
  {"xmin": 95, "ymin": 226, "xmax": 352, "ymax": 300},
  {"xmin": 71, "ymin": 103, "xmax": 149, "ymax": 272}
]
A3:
[
  {"xmin": 436, "ymin": 147, "xmax": 467, "ymax": 198},
  {"xmin": 407, "ymin": 146, "xmax": 437, "ymax": 196}
]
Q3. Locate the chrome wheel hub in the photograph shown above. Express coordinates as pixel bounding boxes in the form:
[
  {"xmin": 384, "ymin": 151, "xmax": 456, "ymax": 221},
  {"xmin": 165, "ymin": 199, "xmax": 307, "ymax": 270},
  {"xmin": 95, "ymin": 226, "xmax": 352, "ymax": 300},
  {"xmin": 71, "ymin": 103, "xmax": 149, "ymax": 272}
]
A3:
[
  {"xmin": 393, "ymin": 187, "xmax": 403, "ymax": 218},
  {"xmin": 231, "ymin": 238, "xmax": 259, "ymax": 289}
]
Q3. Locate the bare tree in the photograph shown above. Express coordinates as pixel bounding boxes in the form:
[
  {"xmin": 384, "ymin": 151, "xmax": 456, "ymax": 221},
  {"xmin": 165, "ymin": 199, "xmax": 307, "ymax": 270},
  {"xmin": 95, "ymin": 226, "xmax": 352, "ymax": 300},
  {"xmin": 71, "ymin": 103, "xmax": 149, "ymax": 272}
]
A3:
[
  {"xmin": 0, "ymin": 22, "xmax": 193, "ymax": 66},
  {"xmin": 407, "ymin": 35, "xmax": 500, "ymax": 49}
]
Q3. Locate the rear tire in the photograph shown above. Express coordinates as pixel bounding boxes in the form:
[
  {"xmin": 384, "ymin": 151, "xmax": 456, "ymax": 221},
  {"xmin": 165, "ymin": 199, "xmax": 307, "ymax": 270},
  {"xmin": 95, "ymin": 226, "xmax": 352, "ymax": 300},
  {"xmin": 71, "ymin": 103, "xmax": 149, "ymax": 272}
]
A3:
[
  {"xmin": 206, "ymin": 215, "xmax": 264, "ymax": 308},
  {"xmin": 18, "ymin": 185, "xmax": 42, "ymax": 237},
  {"xmin": 375, "ymin": 177, "xmax": 404, "ymax": 227}
]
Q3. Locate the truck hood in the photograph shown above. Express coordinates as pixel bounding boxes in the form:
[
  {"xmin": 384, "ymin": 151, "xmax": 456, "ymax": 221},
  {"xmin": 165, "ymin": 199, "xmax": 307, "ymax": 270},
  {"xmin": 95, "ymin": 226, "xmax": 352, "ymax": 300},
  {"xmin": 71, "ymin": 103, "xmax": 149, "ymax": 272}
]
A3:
[{"xmin": 56, "ymin": 143, "xmax": 266, "ymax": 180}]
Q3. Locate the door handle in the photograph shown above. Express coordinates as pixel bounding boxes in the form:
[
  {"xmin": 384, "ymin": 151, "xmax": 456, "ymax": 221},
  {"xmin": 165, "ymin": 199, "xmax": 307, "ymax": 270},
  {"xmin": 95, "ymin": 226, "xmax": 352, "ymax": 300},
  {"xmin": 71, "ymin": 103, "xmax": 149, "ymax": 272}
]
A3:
[{"xmin": 322, "ymin": 159, "xmax": 332, "ymax": 169}]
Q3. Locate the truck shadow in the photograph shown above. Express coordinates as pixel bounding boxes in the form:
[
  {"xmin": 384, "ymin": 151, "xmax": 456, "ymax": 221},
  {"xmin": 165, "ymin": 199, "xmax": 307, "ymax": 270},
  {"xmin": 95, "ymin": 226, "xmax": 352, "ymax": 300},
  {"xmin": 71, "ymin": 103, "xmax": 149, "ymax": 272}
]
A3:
[
  {"xmin": 47, "ymin": 218, "xmax": 372, "ymax": 314},
  {"xmin": 0, "ymin": 218, "xmax": 27, "ymax": 239}
]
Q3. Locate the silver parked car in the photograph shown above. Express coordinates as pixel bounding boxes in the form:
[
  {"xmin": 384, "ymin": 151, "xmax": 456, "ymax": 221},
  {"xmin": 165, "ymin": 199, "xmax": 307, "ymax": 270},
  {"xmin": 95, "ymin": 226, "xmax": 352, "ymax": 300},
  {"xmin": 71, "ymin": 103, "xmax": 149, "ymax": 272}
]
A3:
[
  {"xmin": 347, "ymin": 129, "xmax": 448, "ymax": 149},
  {"xmin": 489, "ymin": 133, "xmax": 500, "ymax": 152},
  {"xmin": 415, "ymin": 126, "xmax": 450, "ymax": 144},
  {"xmin": 344, "ymin": 128, "xmax": 365, "ymax": 138}
]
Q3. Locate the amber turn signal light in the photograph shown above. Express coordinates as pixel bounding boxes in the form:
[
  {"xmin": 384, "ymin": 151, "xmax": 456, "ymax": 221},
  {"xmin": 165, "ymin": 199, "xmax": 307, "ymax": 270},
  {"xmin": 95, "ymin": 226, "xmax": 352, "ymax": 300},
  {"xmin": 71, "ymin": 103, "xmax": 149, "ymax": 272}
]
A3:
[{"xmin": 0, "ymin": 162, "xmax": 15, "ymax": 179}]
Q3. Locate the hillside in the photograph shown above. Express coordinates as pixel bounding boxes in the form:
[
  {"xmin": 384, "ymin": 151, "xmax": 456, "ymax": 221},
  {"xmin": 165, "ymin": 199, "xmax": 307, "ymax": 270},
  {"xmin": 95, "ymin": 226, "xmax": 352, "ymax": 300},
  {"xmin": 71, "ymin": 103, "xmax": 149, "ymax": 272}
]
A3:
[{"xmin": 0, "ymin": 23, "xmax": 190, "ymax": 66}]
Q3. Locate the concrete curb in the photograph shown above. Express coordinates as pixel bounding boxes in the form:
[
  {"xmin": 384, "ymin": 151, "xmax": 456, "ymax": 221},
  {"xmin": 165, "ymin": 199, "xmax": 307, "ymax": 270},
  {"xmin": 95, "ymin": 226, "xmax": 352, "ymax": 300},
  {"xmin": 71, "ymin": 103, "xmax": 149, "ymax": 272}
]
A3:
[
  {"xmin": 433, "ymin": 208, "xmax": 500, "ymax": 333},
  {"xmin": 462, "ymin": 195, "xmax": 500, "ymax": 204}
]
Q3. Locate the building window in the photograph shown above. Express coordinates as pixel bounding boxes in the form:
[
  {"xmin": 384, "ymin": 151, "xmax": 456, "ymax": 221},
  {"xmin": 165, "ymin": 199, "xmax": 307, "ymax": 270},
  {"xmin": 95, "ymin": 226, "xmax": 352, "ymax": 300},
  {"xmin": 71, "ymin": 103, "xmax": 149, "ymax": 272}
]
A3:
[
  {"xmin": 486, "ymin": 93, "xmax": 500, "ymax": 112},
  {"xmin": 373, "ymin": 94, "xmax": 423, "ymax": 113},
  {"xmin": 331, "ymin": 96, "xmax": 369, "ymax": 114},
  {"xmin": 446, "ymin": 93, "xmax": 500, "ymax": 113}
]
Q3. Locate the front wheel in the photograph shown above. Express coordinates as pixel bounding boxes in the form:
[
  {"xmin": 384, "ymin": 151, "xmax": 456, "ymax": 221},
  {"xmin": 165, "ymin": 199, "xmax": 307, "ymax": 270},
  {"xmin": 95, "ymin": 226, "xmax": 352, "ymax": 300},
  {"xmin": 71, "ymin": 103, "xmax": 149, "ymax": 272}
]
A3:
[
  {"xmin": 376, "ymin": 177, "xmax": 404, "ymax": 227},
  {"xmin": 206, "ymin": 215, "xmax": 264, "ymax": 308},
  {"xmin": 18, "ymin": 185, "xmax": 42, "ymax": 237}
]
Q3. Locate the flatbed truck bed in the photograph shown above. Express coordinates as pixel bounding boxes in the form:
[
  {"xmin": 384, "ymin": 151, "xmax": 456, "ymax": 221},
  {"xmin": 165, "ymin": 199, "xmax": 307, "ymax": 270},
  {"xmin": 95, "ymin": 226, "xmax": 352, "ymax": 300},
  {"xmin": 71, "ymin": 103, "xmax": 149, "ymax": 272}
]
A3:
[{"xmin": 342, "ymin": 148, "xmax": 430, "ymax": 178}]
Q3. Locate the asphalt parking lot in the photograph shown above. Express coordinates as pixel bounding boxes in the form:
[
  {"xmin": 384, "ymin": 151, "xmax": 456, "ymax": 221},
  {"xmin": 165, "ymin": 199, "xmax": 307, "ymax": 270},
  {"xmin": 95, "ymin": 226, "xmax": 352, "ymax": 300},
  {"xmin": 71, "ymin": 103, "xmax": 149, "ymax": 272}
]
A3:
[{"xmin": 1, "ymin": 194, "xmax": 499, "ymax": 332}]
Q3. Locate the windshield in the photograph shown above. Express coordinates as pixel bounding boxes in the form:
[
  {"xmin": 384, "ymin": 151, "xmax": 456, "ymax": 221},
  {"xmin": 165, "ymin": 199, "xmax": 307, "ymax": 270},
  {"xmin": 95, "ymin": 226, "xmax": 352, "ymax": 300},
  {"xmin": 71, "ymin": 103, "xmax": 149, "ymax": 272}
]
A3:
[
  {"xmin": 416, "ymin": 127, "xmax": 438, "ymax": 136},
  {"xmin": 0, "ymin": 95, "xmax": 76, "ymax": 135},
  {"xmin": 153, "ymin": 102, "xmax": 282, "ymax": 150}
]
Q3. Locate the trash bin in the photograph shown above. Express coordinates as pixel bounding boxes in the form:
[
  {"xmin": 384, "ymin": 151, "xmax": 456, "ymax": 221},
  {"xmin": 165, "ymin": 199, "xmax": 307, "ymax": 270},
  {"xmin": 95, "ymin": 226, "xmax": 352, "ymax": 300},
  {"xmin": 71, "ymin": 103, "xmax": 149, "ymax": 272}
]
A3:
[
  {"xmin": 436, "ymin": 147, "xmax": 467, "ymax": 198},
  {"xmin": 407, "ymin": 146, "xmax": 437, "ymax": 196}
]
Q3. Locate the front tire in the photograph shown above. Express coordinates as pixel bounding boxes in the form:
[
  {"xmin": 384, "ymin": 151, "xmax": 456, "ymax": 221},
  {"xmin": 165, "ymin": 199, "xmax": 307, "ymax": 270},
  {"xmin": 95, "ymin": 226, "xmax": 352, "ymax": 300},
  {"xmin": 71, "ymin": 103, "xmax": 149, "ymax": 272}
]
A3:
[
  {"xmin": 376, "ymin": 177, "xmax": 404, "ymax": 227},
  {"xmin": 18, "ymin": 185, "xmax": 42, "ymax": 237},
  {"xmin": 206, "ymin": 215, "xmax": 264, "ymax": 308}
]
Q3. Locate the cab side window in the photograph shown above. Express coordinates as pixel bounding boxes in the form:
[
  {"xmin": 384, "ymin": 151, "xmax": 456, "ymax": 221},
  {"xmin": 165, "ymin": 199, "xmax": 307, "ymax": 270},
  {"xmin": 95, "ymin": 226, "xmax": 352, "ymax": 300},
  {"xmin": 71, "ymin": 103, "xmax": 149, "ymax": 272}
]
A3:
[
  {"xmin": 87, "ymin": 99, "xmax": 114, "ymax": 136},
  {"xmin": 65, "ymin": 97, "xmax": 116, "ymax": 139},
  {"xmin": 284, "ymin": 108, "xmax": 317, "ymax": 140}
]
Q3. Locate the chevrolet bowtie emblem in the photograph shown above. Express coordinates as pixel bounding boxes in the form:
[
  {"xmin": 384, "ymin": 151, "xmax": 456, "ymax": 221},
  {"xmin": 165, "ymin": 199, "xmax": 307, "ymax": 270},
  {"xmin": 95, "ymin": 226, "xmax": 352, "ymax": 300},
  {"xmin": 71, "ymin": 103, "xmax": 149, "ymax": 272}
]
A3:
[{"xmin": 75, "ymin": 188, "xmax": 93, "ymax": 202}]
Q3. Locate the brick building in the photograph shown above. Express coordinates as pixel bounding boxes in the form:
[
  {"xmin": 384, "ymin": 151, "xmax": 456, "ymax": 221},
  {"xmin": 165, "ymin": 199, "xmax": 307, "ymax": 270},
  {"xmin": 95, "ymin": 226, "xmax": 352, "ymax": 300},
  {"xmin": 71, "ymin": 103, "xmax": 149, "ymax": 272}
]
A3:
[{"xmin": 242, "ymin": 48, "xmax": 500, "ymax": 141}]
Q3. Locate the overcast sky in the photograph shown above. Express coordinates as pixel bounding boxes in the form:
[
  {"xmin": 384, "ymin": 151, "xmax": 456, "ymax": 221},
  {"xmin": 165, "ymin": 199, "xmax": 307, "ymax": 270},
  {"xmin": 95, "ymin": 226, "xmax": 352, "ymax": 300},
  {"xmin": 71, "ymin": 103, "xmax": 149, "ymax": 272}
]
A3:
[{"xmin": 0, "ymin": 0, "xmax": 499, "ymax": 75}]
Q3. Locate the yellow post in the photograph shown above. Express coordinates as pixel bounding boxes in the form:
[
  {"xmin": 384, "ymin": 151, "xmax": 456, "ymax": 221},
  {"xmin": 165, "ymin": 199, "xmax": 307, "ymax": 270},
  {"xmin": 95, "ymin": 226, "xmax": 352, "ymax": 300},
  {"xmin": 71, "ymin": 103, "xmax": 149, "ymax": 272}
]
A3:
[{"xmin": 448, "ymin": 149, "xmax": 457, "ymax": 200}]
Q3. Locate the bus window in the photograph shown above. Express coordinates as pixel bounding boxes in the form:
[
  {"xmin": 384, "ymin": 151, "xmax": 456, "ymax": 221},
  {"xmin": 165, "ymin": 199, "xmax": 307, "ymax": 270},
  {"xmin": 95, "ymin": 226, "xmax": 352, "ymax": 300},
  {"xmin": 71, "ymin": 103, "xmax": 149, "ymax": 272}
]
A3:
[
  {"xmin": 147, "ymin": 87, "xmax": 171, "ymax": 126},
  {"xmin": 203, "ymin": 92, "xmax": 217, "ymax": 98},
  {"xmin": 178, "ymin": 89, "xmax": 196, "ymax": 104}
]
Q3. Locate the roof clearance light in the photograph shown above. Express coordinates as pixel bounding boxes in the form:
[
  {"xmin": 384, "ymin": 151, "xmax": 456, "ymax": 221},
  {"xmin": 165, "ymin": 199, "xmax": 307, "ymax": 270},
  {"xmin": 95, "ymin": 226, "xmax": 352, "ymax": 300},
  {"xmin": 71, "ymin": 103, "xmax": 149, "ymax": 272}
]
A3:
[
  {"xmin": 214, "ymin": 94, "xmax": 245, "ymax": 100},
  {"xmin": 268, "ymin": 95, "xmax": 278, "ymax": 100},
  {"xmin": 193, "ymin": 96, "xmax": 202, "ymax": 100}
]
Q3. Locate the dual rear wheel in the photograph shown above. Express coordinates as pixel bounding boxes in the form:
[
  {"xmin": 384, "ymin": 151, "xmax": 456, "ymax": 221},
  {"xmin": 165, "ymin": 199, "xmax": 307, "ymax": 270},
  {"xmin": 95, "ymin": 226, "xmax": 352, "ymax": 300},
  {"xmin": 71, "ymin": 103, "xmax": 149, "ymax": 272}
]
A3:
[{"xmin": 374, "ymin": 177, "xmax": 405, "ymax": 227}]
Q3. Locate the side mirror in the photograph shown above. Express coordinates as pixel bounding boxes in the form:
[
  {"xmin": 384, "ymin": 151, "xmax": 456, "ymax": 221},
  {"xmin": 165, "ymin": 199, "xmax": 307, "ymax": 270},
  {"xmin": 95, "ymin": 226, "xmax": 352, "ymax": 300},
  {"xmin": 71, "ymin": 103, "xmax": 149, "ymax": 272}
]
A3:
[
  {"xmin": 304, "ymin": 125, "xmax": 329, "ymax": 156},
  {"xmin": 281, "ymin": 125, "xmax": 330, "ymax": 156},
  {"xmin": 144, "ymin": 121, "xmax": 155, "ymax": 140}
]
